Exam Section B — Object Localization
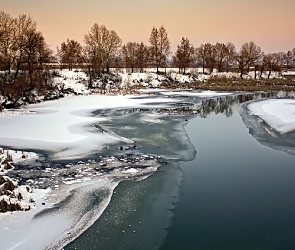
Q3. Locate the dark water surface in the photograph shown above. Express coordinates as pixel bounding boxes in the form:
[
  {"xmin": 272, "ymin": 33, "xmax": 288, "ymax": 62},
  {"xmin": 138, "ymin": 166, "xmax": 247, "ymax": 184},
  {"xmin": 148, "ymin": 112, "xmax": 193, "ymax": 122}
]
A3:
[
  {"xmin": 160, "ymin": 111, "xmax": 295, "ymax": 250},
  {"xmin": 66, "ymin": 93, "xmax": 295, "ymax": 250}
]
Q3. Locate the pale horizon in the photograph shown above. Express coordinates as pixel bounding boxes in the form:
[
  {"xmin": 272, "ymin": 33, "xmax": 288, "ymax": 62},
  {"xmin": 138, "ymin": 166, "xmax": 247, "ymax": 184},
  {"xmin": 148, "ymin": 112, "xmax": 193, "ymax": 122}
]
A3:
[{"xmin": 1, "ymin": 0, "xmax": 295, "ymax": 53}]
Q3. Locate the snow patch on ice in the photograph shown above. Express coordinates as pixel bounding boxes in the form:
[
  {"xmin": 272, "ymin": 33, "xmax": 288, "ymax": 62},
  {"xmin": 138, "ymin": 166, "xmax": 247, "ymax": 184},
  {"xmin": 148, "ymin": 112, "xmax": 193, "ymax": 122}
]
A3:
[{"xmin": 248, "ymin": 99, "xmax": 295, "ymax": 134}]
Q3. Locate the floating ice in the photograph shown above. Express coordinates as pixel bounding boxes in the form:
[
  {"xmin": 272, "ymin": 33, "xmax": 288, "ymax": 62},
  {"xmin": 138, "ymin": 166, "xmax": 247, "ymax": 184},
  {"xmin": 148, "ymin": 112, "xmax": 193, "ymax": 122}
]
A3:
[{"xmin": 248, "ymin": 99, "xmax": 295, "ymax": 134}]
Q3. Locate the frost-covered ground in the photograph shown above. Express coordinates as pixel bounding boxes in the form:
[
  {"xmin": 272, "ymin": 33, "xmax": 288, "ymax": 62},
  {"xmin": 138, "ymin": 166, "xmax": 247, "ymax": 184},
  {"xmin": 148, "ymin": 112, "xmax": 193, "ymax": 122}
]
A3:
[
  {"xmin": 248, "ymin": 99, "xmax": 295, "ymax": 134},
  {"xmin": 52, "ymin": 68, "xmax": 203, "ymax": 95}
]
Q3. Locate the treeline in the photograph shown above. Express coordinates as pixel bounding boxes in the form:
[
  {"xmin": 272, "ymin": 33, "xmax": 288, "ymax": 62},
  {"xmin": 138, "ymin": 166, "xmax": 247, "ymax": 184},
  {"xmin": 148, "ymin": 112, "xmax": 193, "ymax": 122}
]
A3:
[
  {"xmin": 1, "ymin": 11, "xmax": 295, "ymax": 88},
  {"xmin": 55, "ymin": 24, "xmax": 295, "ymax": 81}
]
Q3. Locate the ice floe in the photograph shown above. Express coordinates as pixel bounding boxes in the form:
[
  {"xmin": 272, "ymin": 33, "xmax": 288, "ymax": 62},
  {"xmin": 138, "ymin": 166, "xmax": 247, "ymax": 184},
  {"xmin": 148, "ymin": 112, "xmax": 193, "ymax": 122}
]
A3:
[{"xmin": 248, "ymin": 99, "xmax": 295, "ymax": 134}]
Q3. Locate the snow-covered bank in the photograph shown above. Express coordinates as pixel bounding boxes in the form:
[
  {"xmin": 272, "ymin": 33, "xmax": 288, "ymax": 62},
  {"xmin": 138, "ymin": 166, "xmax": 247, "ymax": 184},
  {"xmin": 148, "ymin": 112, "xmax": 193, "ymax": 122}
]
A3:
[
  {"xmin": 1, "ymin": 148, "xmax": 38, "ymax": 173},
  {"xmin": 0, "ymin": 95, "xmax": 179, "ymax": 160},
  {"xmin": 248, "ymin": 99, "xmax": 295, "ymax": 134},
  {"xmin": 1, "ymin": 148, "xmax": 41, "ymax": 214},
  {"xmin": 0, "ymin": 153, "xmax": 161, "ymax": 250}
]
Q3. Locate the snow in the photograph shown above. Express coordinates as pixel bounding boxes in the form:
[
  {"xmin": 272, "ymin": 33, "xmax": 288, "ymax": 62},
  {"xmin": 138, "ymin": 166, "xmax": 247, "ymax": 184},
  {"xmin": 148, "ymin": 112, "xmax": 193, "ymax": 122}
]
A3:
[
  {"xmin": 282, "ymin": 71, "xmax": 295, "ymax": 76},
  {"xmin": 122, "ymin": 168, "xmax": 138, "ymax": 174},
  {"xmin": 0, "ymin": 148, "xmax": 38, "ymax": 173},
  {"xmin": 53, "ymin": 69, "xmax": 90, "ymax": 94},
  {"xmin": 248, "ymin": 99, "xmax": 295, "ymax": 134},
  {"xmin": 159, "ymin": 90, "xmax": 232, "ymax": 98},
  {"xmin": 0, "ymin": 186, "xmax": 66, "ymax": 250},
  {"xmin": 0, "ymin": 95, "xmax": 179, "ymax": 160}
]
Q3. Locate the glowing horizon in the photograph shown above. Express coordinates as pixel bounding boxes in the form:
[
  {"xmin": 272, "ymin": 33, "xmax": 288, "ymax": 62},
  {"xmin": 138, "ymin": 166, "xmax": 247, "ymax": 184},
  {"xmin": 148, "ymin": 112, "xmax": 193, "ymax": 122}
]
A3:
[{"xmin": 1, "ymin": 0, "xmax": 295, "ymax": 53}]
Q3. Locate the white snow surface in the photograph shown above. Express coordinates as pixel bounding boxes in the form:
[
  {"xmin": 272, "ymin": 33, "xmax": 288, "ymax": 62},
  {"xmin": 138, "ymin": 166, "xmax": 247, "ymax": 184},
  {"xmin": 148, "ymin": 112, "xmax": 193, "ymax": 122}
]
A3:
[
  {"xmin": 53, "ymin": 70, "xmax": 90, "ymax": 94},
  {"xmin": 0, "ymin": 188, "xmax": 51, "ymax": 250},
  {"xmin": 248, "ymin": 99, "xmax": 295, "ymax": 134},
  {"xmin": 0, "ymin": 148, "xmax": 38, "ymax": 173},
  {"xmin": 159, "ymin": 90, "xmax": 232, "ymax": 98},
  {"xmin": 0, "ymin": 95, "xmax": 178, "ymax": 159},
  {"xmin": 0, "ymin": 180, "xmax": 114, "ymax": 250}
]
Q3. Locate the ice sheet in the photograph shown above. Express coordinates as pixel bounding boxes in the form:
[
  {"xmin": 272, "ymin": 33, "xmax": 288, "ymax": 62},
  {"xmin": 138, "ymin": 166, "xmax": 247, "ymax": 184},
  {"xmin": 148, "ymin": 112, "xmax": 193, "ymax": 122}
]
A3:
[
  {"xmin": 0, "ymin": 95, "xmax": 178, "ymax": 159},
  {"xmin": 248, "ymin": 99, "xmax": 295, "ymax": 134}
]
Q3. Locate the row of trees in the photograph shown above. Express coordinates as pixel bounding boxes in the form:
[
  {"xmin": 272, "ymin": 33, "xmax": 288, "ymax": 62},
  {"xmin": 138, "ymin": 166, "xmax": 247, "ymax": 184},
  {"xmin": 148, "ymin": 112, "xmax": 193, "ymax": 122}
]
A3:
[
  {"xmin": 58, "ymin": 24, "xmax": 295, "ymax": 79},
  {"xmin": 0, "ymin": 11, "xmax": 55, "ymax": 106},
  {"xmin": 0, "ymin": 11, "xmax": 53, "ymax": 76},
  {"xmin": 173, "ymin": 40, "xmax": 295, "ymax": 78},
  {"xmin": 2, "ymin": 10, "xmax": 295, "ymax": 82},
  {"xmin": 57, "ymin": 25, "xmax": 171, "ymax": 77}
]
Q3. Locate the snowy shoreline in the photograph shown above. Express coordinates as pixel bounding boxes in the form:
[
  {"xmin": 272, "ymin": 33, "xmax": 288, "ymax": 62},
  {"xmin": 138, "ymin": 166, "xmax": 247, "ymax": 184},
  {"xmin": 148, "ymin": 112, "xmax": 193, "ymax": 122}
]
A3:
[
  {"xmin": 0, "ymin": 92, "xmax": 186, "ymax": 250},
  {"xmin": 0, "ymin": 152, "xmax": 162, "ymax": 250}
]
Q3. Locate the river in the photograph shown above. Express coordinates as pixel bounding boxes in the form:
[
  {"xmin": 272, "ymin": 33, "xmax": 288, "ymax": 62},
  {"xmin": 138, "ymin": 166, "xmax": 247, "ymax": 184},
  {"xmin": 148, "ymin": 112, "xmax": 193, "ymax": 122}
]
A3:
[{"xmin": 65, "ymin": 92, "xmax": 295, "ymax": 250}]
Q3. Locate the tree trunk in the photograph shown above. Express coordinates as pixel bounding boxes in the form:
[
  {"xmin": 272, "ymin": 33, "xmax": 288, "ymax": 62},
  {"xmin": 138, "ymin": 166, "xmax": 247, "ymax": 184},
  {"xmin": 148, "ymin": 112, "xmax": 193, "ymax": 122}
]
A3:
[
  {"xmin": 14, "ymin": 51, "xmax": 23, "ymax": 83},
  {"xmin": 260, "ymin": 65, "xmax": 264, "ymax": 78},
  {"xmin": 254, "ymin": 65, "xmax": 258, "ymax": 79},
  {"xmin": 240, "ymin": 66, "xmax": 244, "ymax": 79}
]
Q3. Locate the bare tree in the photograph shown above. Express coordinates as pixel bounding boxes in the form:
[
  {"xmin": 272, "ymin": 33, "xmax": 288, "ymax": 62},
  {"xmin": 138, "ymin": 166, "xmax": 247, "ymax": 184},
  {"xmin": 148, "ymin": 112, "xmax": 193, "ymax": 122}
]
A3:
[
  {"xmin": 237, "ymin": 41, "xmax": 262, "ymax": 79},
  {"xmin": 0, "ymin": 11, "xmax": 15, "ymax": 72},
  {"xmin": 173, "ymin": 37, "xmax": 195, "ymax": 74},
  {"xmin": 264, "ymin": 53, "xmax": 281, "ymax": 78},
  {"xmin": 195, "ymin": 44, "xmax": 207, "ymax": 74},
  {"xmin": 148, "ymin": 26, "xmax": 170, "ymax": 73},
  {"xmin": 58, "ymin": 39, "xmax": 83, "ymax": 70},
  {"xmin": 215, "ymin": 43, "xmax": 227, "ymax": 72},
  {"xmin": 122, "ymin": 42, "xmax": 137, "ymax": 73},
  {"xmin": 135, "ymin": 42, "xmax": 149, "ymax": 72},
  {"xmin": 224, "ymin": 42, "xmax": 237, "ymax": 73},
  {"xmin": 282, "ymin": 51, "xmax": 293, "ymax": 70},
  {"xmin": 12, "ymin": 14, "xmax": 38, "ymax": 81},
  {"xmin": 84, "ymin": 23, "xmax": 122, "ymax": 74},
  {"xmin": 205, "ymin": 43, "xmax": 216, "ymax": 74}
]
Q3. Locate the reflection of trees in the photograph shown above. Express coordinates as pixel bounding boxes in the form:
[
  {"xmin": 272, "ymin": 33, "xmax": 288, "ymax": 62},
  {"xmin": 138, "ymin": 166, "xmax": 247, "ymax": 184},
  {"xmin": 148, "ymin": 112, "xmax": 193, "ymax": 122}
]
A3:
[
  {"xmin": 95, "ymin": 91, "xmax": 287, "ymax": 119},
  {"xmin": 197, "ymin": 91, "xmax": 279, "ymax": 118},
  {"xmin": 198, "ymin": 96, "xmax": 237, "ymax": 118}
]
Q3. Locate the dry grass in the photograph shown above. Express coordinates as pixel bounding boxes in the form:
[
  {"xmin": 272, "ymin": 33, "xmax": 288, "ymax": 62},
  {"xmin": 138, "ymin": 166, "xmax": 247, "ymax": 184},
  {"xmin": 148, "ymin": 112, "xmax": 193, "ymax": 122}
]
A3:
[{"xmin": 160, "ymin": 77, "xmax": 295, "ymax": 92}]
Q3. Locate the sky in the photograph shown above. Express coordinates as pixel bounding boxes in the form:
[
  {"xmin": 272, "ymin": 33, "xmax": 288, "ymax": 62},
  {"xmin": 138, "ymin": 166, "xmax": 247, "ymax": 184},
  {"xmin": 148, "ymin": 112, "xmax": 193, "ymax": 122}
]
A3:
[{"xmin": 1, "ymin": 0, "xmax": 295, "ymax": 53}]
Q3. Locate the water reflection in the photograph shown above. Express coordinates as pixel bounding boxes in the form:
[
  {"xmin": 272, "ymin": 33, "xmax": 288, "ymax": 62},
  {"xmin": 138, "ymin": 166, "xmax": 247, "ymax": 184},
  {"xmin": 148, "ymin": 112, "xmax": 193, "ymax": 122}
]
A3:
[
  {"xmin": 159, "ymin": 94, "xmax": 295, "ymax": 250},
  {"xmin": 197, "ymin": 91, "xmax": 293, "ymax": 118}
]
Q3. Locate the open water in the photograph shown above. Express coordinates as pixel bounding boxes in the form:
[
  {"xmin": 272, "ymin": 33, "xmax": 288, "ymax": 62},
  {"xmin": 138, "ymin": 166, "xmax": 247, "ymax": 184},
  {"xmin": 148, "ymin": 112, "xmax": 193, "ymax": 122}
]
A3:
[{"xmin": 66, "ymin": 93, "xmax": 295, "ymax": 250}]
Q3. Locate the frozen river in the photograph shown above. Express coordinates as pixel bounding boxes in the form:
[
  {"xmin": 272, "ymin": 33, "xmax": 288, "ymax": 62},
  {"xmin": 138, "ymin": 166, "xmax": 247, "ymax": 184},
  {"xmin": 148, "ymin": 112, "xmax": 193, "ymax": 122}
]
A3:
[{"xmin": 1, "ymin": 91, "xmax": 295, "ymax": 249}]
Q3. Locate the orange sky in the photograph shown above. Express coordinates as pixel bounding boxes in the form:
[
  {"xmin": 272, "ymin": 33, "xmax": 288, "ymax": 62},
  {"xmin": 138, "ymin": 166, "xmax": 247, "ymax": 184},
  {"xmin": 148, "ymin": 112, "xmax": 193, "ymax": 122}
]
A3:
[{"xmin": 1, "ymin": 0, "xmax": 295, "ymax": 53}]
